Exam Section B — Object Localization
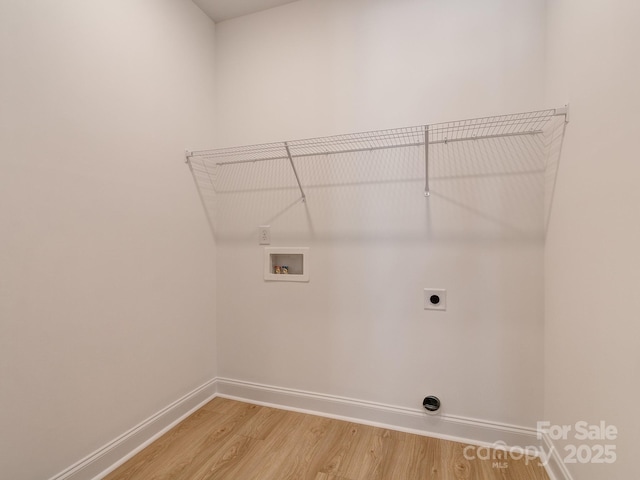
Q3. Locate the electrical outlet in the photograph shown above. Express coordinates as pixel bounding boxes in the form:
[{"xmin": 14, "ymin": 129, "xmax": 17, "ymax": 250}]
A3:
[
  {"xmin": 424, "ymin": 289, "xmax": 446, "ymax": 311},
  {"xmin": 259, "ymin": 225, "xmax": 271, "ymax": 245}
]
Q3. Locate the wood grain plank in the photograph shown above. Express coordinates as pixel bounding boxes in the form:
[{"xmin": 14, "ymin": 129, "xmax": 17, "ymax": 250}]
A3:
[
  {"xmin": 235, "ymin": 404, "xmax": 289, "ymax": 440},
  {"xmin": 442, "ymin": 437, "xmax": 481, "ymax": 480},
  {"xmin": 216, "ymin": 409, "xmax": 310, "ymax": 480},
  {"xmin": 385, "ymin": 431, "xmax": 442, "ymax": 480},
  {"xmin": 103, "ymin": 399, "xmax": 549, "ymax": 480},
  {"xmin": 104, "ymin": 398, "xmax": 259, "ymax": 480},
  {"xmin": 190, "ymin": 433, "xmax": 259, "ymax": 480},
  {"xmin": 269, "ymin": 415, "xmax": 340, "ymax": 480},
  {"xmin": 316, "ymin": 421, "xmax": 366, "ymax": 477},
  {"xmin": 335, "ymin": 425, "xmax": 399, "ymax": 480}
]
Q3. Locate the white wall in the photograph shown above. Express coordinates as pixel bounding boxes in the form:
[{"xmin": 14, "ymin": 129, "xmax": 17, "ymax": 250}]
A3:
[
  {"xmin": 215, "ymin": 0, "xmax": 546, "ymax": 146},
  {"xmin": 0, "ymin": 2, "xmax": 217, "ymax": 479},
  {"xmin": 545, "ymin": 0, "xmax": 640, "ymax": 478},
  {"xmin": 214, "ymin": 0, "xmax": 548, "ymax": 428}
]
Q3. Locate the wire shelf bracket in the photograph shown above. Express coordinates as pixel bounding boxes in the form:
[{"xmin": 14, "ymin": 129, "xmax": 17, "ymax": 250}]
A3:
[
  {"xmin": 424, "ymin": 125, "xmax": 430, "ymax": 197},
  {"xmin": 555, "ymin": 104, "xmax": 570, "ymax": 123},
  {"xmin": 284, "ymin": 142, "xmax": 306, "ymax": 202}
]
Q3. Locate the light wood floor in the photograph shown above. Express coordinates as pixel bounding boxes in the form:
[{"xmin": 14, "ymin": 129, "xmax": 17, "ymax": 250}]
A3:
[{"xmin": 104, "ymin": 398, "xmax": 549, "ymax": 480}]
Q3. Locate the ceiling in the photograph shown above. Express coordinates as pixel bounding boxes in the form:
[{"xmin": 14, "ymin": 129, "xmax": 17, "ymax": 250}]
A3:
[{"xmin": 192, "ymin": 0, "xmax": 299, "ymax": 23}]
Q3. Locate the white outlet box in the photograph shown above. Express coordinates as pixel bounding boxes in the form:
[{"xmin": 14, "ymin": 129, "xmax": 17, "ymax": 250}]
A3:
[
  {"xmin": 259, "ymin": 225, "xmax": 271, "ymax": 245},
  {"xmin": 424, "ymin": 289, "xmax": 446, "ymax": 311}
]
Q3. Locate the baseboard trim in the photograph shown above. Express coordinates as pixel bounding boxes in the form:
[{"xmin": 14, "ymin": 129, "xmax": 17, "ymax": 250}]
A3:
[
  {"xmin": 50, "ymin": 378, "xmax": 563, "ymax": 480},
  {"xmin": 47, "ymin": 379, "xmax": 217, "ymax": 480},
  {"xmin": 540, "ymin": 432, "xmax": 574, "ymax": 480},
  {"xmin": 216, "ymin": 377, "xmax": 543, "ymax": 454}
]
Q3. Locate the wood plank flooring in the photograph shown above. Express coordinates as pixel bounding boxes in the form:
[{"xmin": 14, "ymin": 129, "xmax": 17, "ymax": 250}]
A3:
[{"xmin": 103, "ymin": 398, "xmax": 549, "ymax": 480}]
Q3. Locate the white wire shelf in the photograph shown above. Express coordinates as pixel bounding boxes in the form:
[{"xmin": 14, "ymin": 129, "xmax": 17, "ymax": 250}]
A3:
[{"xmin": 187, "ymin": 107, "xmax": 567, "ymax": 200}]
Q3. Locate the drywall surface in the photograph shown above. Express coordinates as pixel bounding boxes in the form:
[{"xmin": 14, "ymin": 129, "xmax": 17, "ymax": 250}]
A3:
[
  {"xmin": 544, "ymin": 0, "xmax": 640, "ymax": 478},
  {"xmin": 214, "ymin": 0, "xmax": 547, "ymax": 429},
  {"xmin": 0, "ymin": 1, "xmax": 217, "ymax": 478},
  {"xmin": 214, "ymin": 0, "xmax": 546, "ymax": 146}
]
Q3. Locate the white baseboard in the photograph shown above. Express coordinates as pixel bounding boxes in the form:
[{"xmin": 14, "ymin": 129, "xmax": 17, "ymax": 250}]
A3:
[
  {"xmin": 47, "ymin": 379, "xmax": 217, "ymax": 480},
  {"xmin": 540, "ymin": 432, "xmax": 574, "ymax": 480},
  {"xmin": 50, "ymin": 377, "xmax": 565, "ymax": 480},
  {"xmin": 215, "ymin": 377, "xmax": 543, "ymax": 453}
]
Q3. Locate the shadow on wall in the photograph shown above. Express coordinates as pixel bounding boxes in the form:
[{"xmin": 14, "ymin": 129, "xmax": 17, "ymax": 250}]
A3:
[
  {"xmin": 189, "ymin": 119, "xmax": 567, "ymax": 245},
  {"xmin": 544, "ymin": 118, "xmax": 567, "ymax": 233}
]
